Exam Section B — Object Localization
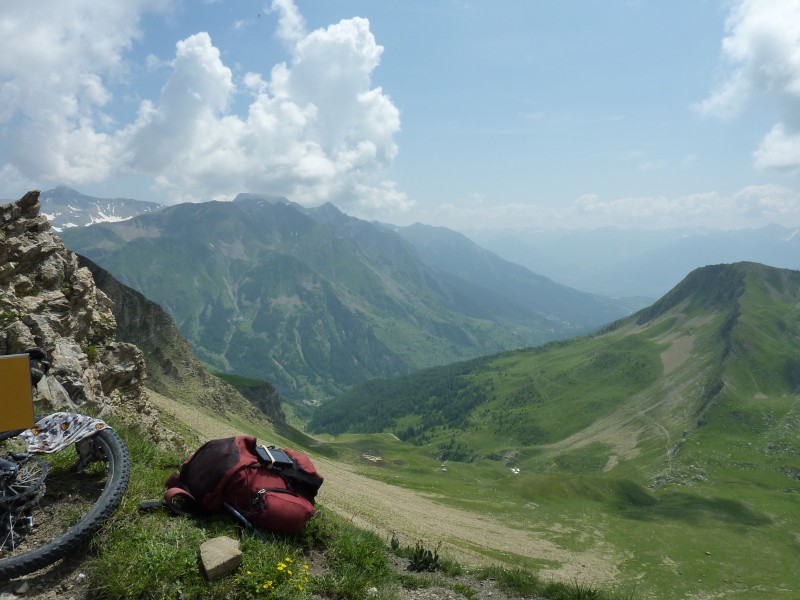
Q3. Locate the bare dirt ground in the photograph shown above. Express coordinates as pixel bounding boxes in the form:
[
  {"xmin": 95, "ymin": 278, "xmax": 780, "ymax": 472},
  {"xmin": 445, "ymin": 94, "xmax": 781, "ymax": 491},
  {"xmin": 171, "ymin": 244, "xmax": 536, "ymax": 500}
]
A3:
[{"xmin": 145, "ymin": 390, "xmax": 619, "ymax": 588}]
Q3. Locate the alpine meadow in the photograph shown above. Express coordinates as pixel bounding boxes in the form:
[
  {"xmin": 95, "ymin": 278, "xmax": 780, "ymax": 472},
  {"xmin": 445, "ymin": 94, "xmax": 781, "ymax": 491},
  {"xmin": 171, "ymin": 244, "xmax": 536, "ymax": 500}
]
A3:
[
  {"xmin": 4, "ymin": 1, "xmax": 800, "ymax": 599},
  {"xmin": 308, "ymin": 261, "xmax": 800, "ymax": 599},
  {"xmin": 54, "ymin": 183, "xmax": 800, "ymax": 599}
]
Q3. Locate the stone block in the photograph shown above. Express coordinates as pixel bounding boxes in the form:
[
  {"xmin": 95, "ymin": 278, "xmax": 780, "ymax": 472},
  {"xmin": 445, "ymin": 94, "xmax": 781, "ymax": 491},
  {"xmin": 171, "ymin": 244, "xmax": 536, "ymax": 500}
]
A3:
[{"xmin": 199, "ymin": 536, "xmax": 242, "ymax": 580}]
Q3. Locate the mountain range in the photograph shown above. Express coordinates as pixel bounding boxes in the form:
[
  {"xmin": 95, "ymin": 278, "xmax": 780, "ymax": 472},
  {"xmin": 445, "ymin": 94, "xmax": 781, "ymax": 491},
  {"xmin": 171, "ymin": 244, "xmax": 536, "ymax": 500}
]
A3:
[
  {"xmin": 27, "ymin": 186, "xmax": 800, "ymax": 301},
  {"xmin": 465, "ymin": 225, "xmax": 800, "ymax": 299},
  {"xmin": 44, "ymin": 185, "xmax": 800, "ymax": 412},
  {"xmin": 5, "ymin": 190, "xmax": 800, "ymax": 597},
  {"xmin": 61, "ymin": 193, "xmax": 634, "ymax": 401}
]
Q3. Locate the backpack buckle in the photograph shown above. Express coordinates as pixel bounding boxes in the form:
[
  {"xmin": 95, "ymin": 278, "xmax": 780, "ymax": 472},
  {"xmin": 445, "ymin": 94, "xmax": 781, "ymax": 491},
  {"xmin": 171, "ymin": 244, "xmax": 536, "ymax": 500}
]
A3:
[{"xmin": 252, "ymin": 488, "xmax": 267, "ymax": 508}]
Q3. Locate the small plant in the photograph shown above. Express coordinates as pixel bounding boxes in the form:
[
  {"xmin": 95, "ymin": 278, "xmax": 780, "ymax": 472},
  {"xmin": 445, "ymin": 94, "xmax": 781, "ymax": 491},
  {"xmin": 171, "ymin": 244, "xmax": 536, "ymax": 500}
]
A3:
[
  {"xmin": 0, "ymin": 309, "xmax": 19, "ymax": 325},
  {"xmin": 237, "ymin": 555, "xmax": 311, "ymax": 599},
  {"xmin": 407, "ymin": 541, "xmax": 441, "ymax": 573},
  {"xmin": 17, "ymin": 280, "xmax": 42, "ymax": 297},
  {"xmin": 83, "ymin": 343, "xmax": 99, "ymax": 363},
  {"xmin": 312, "ymin": 525, "xmax": 394, "ymax": 598}
]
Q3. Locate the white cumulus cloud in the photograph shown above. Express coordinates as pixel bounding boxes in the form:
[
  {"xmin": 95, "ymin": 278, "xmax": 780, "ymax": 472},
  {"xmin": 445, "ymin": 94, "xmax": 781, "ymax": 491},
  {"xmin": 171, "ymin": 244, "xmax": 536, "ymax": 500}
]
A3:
[
  {"xmin": 753, "ymin": 123, "xmax": 800, "ymax": 172},
  {"xmin": 698, "ymin": 0, "xmax": 800, "ymax": 173},
  {"xmin": 408, "ymin": 186, "xmax": 800, "ymax": 231},
  {"xmin": 571, "ymin": 185, "xmax": 800, "ymax": 229},
  {"xmin": 0, "ymin": 0, "xmax": 407, "ymax": 213},
  {"xmin": 0, "ymin": 0, "xmax": 172, "ymax": 183}
]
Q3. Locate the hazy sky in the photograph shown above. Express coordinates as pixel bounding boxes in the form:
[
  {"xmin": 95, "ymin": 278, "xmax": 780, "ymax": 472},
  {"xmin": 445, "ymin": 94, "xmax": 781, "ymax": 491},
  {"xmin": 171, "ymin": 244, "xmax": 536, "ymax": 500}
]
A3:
[{"xmin": 2, "ymin": 0, "xmax": 800, "ymax": 231}]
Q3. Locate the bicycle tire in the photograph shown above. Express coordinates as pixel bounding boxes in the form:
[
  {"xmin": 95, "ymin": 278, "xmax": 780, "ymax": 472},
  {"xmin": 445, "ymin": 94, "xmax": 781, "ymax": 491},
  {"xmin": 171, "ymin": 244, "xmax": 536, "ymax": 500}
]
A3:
[
  {"xmin": 0, "ymin": 427, "xmax": 130, "ymax": 579},
  {"xmin": 0, "ymin": 430, "xmax": 26, "ymax": 443}
]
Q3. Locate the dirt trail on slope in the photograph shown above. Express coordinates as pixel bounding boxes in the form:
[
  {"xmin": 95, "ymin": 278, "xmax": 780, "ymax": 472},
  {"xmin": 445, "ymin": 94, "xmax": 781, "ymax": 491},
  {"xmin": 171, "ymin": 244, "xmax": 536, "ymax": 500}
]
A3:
[{"xmin": 146, "ymin": 390, "xmax": 619, "ymax": 586}]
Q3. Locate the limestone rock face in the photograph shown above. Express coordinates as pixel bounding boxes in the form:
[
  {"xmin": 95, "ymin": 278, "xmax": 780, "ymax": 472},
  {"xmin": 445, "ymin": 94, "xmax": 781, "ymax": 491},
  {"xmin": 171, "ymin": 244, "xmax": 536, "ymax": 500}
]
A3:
[{"xmin": 0, "ymin": 191, "xmax": 146, "ymax": 414}]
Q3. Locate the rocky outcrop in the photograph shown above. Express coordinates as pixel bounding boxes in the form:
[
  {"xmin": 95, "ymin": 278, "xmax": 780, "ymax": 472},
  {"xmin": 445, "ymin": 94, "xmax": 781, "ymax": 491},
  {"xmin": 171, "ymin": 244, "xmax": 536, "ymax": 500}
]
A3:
[
  {"xmin": 0, "ymin": 191, "xmax": 147, "ymax": 417},
  {"xmin": 236, "ymin": 381, "xmax": 286, "ymax": 429}
]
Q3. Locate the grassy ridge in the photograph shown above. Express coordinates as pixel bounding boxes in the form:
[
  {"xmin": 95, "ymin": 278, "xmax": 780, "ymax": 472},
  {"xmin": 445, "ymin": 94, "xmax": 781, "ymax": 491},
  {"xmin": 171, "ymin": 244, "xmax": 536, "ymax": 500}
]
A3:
[
  {"xmin": 309, "ymin": 330, "xmax": 670, "ymax": 459},
  {"xmin": 310, "ymin": 263, "xmax": 800, "ymax": 466},
  {"xmin": 305, "ymin": 263, "xmax": 800, "ymax": 598}
]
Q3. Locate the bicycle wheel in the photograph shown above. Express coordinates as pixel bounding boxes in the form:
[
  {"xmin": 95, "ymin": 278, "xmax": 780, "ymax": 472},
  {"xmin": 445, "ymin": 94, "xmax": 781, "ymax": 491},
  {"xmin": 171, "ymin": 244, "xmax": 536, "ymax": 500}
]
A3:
[
  {"xmin": 0, "ymin": 427, "xmax": 130, "ymax": 579},
  {"xmin": 0, "ymin": 454, "xmax": 48, "ymax": 505}
]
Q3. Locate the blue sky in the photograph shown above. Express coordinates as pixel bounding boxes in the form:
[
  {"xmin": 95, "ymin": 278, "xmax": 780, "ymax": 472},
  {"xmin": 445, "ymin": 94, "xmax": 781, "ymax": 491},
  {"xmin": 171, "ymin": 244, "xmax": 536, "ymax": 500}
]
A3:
[{"xmin": 2, "ymin": 0, "xmax": 800, "ymax": 231}]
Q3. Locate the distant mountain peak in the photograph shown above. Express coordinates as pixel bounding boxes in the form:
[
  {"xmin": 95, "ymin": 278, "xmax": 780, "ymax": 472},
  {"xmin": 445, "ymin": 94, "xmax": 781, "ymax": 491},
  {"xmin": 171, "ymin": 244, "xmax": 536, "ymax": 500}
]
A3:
[
  {"xmin": 52, "ymin": 184, "xmax": 81, "ymax": 194},
  {"xmin": 633, "ymin": 261, "xmax": 797, "ymax": 329},
  {"xmin": 39, "ymin": 186, "xmax": 162, "ymax": 232},
  {"xmin": 232, "ymin": 193, "xmax": 289, "ymax": 205}
]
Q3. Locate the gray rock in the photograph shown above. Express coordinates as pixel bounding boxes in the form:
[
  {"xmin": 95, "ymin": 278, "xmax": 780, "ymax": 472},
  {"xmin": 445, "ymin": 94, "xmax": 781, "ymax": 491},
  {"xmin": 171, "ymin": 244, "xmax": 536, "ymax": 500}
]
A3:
[
  {"xmin": 4, "ymin": 320, "xmax": 36, "ymax": 353},
  {"xmin": 17, "ymin": 190, "xmax": 39, "ymax": 211},
  {"xmin": 0, "ymin": 191, "xmax": 148, "ymax": 415},
  {"xmin": 12, "ymin": 581, "xmax": 28, "ymax": 594}
]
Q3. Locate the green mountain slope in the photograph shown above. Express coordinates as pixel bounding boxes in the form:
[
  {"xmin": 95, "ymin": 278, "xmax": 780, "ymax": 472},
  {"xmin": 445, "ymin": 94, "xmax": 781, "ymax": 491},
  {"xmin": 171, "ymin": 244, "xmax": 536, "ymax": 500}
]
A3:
[
  {"xmin": 62, "ymin": 197, "xmax": 628, "ymax": 401},
  {"xmin": 309, "ymin": 262, "xmax": 800, "ymax": 478},
  {"xmin": 307, "ymin": 262, "xmax": 800, "ymax": 597},
  {"xmin": 78, "ymin": 254, "xmax": 282, "ymax": 425},
  {"xmin": 389, "ymin": 222, "xmax": 647, "ymax": 326},
  {"xmin": 302, "ymin": 202, "xmax": 636, "ymax": 332}
]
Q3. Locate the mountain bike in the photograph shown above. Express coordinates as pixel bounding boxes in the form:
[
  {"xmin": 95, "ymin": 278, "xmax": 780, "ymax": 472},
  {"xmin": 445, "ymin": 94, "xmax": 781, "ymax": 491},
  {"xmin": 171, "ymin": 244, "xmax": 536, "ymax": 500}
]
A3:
[{"xmin": 0, "ymin": 349, "xmax": 131, "ymax": 579}]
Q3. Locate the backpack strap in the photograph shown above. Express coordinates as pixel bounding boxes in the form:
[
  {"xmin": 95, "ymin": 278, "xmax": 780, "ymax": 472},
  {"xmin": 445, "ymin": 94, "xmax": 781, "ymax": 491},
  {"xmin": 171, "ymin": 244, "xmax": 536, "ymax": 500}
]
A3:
[
  {"xmin": 277, "ymin": 448, "xmax": 324, "ymax": 504},
  {"xmin": 164, "ymin": 485, "xmax": 200, "ymax": 517},
  {"xmin": 137, "ymin": 486, "xmax": 199, "ymax": 517}
]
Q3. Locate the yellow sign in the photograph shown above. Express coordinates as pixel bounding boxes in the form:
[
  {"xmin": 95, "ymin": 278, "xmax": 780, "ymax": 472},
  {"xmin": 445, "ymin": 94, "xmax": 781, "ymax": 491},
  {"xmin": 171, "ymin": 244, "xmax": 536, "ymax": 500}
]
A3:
[{"xmin": 0, "ymin": 354, "xmax": 34, "ymax": 431}]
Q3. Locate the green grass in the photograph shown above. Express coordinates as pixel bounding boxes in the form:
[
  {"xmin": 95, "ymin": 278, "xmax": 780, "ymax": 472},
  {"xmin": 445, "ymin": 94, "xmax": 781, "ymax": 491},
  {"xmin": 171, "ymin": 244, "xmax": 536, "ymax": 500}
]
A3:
[
  {"xmin": 89, "ymin": 422, "xmax": 398, "ymax": 600},
  {"xmin": 77, "ymin": 391, "xmax": 799, "ymax": 599},
  {"xmin": 309, "ymin": 416, "xmax": 800, "ymax": 600},
  {"xmin": 472, "ymin": 566, "xmax": 636, "ymax": 600},
  {"xmin": 85, "ymin": 421, "xmax": 626, "ymax": 600}
]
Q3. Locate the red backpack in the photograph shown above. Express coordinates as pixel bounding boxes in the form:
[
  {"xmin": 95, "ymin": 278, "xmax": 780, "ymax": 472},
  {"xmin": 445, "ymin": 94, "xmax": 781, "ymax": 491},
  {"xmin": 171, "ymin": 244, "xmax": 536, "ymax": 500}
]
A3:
[{"xmin": 162, "ymin": 436, "xmax": 323, "ymax": 533}]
